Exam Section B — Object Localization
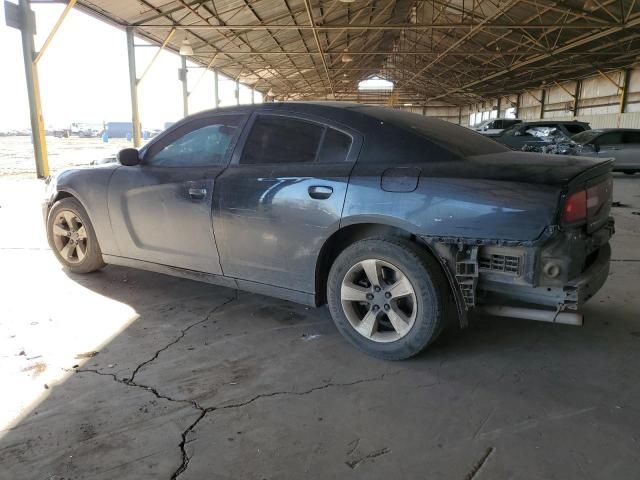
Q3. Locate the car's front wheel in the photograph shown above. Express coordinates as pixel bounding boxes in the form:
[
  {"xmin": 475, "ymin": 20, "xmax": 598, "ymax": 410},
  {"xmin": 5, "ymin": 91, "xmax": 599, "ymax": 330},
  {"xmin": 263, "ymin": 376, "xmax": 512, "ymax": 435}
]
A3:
[
  {"xmin": 327, "ymin": 237, "xmax": 450, "ymax": 360},
  {"xmin": 46, "ymin": 197, "xmax": 106, "ymax": 273}
]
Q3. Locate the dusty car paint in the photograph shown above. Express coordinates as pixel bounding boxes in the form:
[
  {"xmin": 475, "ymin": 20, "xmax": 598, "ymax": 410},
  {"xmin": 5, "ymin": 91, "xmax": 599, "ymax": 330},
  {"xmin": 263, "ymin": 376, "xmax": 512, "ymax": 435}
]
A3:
[{"xmin": 44, "ymin": 102, "xmax": 614, "ymax": 325}]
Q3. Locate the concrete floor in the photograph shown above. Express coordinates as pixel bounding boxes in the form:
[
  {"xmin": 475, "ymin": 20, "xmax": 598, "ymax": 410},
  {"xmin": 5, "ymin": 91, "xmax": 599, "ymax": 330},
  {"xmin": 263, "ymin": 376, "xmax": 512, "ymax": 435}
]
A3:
[{"xmin": 0, "ymin": 174, "xmax": 639, "ymax": 480}]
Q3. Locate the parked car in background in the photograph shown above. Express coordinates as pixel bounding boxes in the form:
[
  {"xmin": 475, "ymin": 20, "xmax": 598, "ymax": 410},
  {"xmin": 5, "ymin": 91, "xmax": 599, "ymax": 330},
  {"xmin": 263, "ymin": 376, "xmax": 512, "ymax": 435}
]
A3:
[
  {"xmin": 495, "ymin": 120, "xmax": 590, "ymax": 150},
  {"xmin": 43, "ymin": 103, "xmax": 614, "ymax": 360},
  {"xmin": 472, "ymin": 118, "xmax": 522, "ymax": 136},
  {"xmin": 571, "ymin": 129, "xmax": 640, "ymax": 174}
]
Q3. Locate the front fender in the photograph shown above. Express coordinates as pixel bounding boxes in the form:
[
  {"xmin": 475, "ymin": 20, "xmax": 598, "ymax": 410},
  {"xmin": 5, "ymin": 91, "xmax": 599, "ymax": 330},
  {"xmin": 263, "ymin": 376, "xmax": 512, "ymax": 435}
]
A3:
[{"xmin": 49, "ymin": 165, "xmax": 120, "ymax": 255}]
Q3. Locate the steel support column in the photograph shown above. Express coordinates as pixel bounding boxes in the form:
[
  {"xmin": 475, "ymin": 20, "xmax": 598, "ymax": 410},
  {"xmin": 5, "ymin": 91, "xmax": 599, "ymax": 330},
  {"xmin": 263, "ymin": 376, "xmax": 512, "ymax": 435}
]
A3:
[
  {"xmin": 620, "ymin": 69, "xmax": 631, "ymax": 113},
  {"xmin": 573, "ymin": 80, "xmax": 581, "ymax": 117},
  {"xmin": 235, "ymin": 79, "xmax": 240, "ymax": 105},
  {"xmin": 515, "ymin": 94, "xmax": 521, "ymax": 118},
  {"xmin": 539, "ymin": 89, "xmax": 546, "ymax": 119},
  {"xmin": 251, "ymin": 87, "xmax": 255, "ymax": 104},
  {"xmin": 19, "ymin": 0, "xmax": 49, "ymax": 178},
  {"xmin": 213, "ymin": 69, "xmax": 219, "ymax": 108},
  {"xmin": 125, "ymin": 27, "xmax": 141, "ymax": 147},
  {"xmin": 181, "ymin": 56, "xmax": 188, "ymax": 117}
]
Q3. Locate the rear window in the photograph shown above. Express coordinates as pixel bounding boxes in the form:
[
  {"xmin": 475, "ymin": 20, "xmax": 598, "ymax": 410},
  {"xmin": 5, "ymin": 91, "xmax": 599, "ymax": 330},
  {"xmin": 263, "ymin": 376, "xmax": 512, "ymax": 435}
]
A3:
[{"xmin": 357, "ymin": 107, "xmax": 509, "ymax": 157}]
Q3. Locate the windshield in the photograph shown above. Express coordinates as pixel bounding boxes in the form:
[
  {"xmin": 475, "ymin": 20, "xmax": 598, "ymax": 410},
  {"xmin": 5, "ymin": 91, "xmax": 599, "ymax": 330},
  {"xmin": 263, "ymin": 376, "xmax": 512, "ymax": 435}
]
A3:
[
  {"xmin": 572, "ymin": 130, "xmax": 601, "ymax": 144},
  {"xmin": 527, "ymin": 126, "xmax": 571, "ymax": 142}
]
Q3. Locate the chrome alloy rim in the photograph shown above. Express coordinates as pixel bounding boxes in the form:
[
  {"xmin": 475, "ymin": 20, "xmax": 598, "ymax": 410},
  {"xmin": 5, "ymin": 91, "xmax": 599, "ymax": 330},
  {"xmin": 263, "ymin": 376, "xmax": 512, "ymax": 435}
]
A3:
[
  {"xmin": 51, "ymin": 210, "xmax": 88, "ymax": 264},
  {"xmin": 340, "ymin": 259, "xmax": 417, "ymax": 343}
]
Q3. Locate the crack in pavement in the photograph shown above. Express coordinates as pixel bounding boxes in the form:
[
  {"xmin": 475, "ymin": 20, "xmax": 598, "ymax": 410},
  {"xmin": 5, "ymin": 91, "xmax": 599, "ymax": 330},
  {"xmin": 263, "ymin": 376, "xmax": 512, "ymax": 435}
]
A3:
[
  {"xmin": 80, "ymin": 364, "xmax": 402, "ymax": 479},
  {"xmin": 464, "ymin": 447, "xmax": 495, "ymax": 480},
  {"xmin": 75, "ymin": 292, "xmax": 403, "ymax": 480},
  {"xmin": 128, "ymin": 295, "xmax": 238, "ymax": 384},
  {"xmin": 171, "ymin": 369, "xmax": 403, "ymax": 479},
  {"xmin": 345, "ymin": 446, "xmax": 391, "ymax": 469}
]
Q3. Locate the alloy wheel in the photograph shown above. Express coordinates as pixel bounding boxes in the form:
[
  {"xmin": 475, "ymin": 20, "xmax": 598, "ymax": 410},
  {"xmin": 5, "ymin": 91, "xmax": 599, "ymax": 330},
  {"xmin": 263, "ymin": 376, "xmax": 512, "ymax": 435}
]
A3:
[
  {"xmin": 51, "ymin": 210, "xmax": 88, "ymax": 264},
  {"xmin": 340, "ymin": 258, "xmax": 417, "ymax": 343}
]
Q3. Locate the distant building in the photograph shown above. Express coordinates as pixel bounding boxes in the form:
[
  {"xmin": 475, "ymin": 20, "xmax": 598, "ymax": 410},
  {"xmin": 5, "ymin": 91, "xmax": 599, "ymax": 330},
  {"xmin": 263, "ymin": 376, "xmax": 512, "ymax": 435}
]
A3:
[{"xmin": 105, "ymin": 122, "xmax": 140, "ymax": 138}]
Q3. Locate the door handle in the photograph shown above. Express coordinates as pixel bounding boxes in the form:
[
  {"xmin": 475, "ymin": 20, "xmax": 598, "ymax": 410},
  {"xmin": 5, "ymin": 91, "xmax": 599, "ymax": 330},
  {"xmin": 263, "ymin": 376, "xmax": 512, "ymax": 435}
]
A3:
[
  {"xmin": 188, "ymin": 187, "xmax": 207, "ymax": 200},
  {"xmin": 308, "ymin": 185, "xmax": 333, "ymax": 200}
]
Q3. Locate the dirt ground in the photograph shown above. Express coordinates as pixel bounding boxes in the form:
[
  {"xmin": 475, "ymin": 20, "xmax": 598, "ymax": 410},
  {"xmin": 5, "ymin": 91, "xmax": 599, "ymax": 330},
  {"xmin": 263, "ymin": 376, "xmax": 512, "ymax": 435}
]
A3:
[
  {"xmin": 0, "ymin": 173, "xmax": 639, "ymax": 480},
  {"xmin": 0, "ymin": 136, "xmax": 139, "ymax": 177}
]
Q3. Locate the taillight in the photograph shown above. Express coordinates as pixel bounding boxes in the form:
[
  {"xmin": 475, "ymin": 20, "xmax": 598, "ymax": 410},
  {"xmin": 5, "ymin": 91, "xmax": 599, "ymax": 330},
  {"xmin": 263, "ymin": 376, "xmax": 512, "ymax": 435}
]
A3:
[{"xmin": 562, "ymin": 190, "xmax": 587, "ymax": 224}]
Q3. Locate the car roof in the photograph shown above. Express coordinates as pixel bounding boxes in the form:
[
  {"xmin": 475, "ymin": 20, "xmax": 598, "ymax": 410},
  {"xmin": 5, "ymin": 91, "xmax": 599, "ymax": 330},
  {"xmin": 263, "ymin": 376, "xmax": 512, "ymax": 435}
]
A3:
[{"xmin": 176, "ymin": 101, "xmax": 464, "ymax": 133}]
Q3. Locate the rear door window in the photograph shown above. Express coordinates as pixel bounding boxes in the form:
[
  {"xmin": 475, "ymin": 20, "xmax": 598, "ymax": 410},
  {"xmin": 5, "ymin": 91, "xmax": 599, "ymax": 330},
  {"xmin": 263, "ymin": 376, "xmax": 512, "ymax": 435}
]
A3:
[
  {"xmin": 240, "ymin": 115, "xmax": 323, "ymax": 164},
  {"xmin": 240, "ymin": 115, "xmax": 353, "ymax": 165}
]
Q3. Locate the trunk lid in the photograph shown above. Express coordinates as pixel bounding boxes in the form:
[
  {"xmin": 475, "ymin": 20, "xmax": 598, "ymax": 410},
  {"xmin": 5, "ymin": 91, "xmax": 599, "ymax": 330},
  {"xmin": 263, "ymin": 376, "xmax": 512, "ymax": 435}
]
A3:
[{"xmin": 463, "ymin": 151, "xmax": 612, "ymax": 186}]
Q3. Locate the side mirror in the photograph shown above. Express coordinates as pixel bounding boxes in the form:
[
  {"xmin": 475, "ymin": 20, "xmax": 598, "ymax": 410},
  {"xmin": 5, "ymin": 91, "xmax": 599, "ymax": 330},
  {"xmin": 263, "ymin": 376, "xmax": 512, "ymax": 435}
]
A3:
[
  {"xmin": 117, "ymin": 148, "xmax": 140, "ymax": 166},
  {"xmin": 590, "ymin": 142, "xmax": 600, "ymax": 152}
]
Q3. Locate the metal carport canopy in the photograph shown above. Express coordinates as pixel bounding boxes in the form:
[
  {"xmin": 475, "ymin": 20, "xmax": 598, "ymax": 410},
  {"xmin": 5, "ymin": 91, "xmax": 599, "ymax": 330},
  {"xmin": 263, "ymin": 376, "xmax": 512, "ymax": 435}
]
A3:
[{"xmin": 73, "ymin": 0, "xmax": 640, "ymax": 106}]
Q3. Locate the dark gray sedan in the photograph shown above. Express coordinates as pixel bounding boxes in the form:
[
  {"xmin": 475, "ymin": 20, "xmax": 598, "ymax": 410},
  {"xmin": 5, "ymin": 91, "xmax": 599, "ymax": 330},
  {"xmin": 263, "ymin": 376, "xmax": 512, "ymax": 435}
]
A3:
[{"xmin": 43, "ymin": 103, "xmax": 614, "ymax": 359}]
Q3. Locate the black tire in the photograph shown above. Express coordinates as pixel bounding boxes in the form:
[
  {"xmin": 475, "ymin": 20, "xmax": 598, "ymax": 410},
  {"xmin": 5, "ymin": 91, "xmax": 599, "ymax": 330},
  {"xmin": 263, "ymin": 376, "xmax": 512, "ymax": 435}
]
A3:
[
  {"xmin": 327, "ymin": 237, "xmax": 451, "ymax": 360},
  {"xmin": 623, "ymin": 171, "xmax": 636, "ymax": 175},
  {"xmin": 46, "ymin": 197, "xmax": 106, "ymax": 274}
]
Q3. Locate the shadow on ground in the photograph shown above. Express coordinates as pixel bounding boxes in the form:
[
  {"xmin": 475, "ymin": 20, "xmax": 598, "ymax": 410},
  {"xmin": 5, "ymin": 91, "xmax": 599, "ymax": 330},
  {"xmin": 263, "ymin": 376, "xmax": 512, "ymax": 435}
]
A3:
[
  {"xmin": 1, "ymin": 174, "xmax": 639, "ymax": 479},
  {"xmin": 1, "ymin": 256, "xmax": 639, "ymax": 480}
]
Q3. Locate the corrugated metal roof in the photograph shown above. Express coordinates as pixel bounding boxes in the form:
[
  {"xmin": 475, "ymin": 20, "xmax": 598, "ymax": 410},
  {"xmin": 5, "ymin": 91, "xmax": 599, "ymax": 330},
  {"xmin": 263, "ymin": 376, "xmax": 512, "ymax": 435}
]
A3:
[{"xmin": 75, "ymin": 0, "xmax": 640, "ymax": 106}]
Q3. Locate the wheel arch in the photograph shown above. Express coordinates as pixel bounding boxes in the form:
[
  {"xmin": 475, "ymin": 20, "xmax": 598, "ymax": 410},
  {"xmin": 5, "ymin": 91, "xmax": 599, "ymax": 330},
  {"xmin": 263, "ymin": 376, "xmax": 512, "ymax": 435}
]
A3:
[
  {"xmin": 314, "ymin": 222, "xmax": 461, "ymax": 321},
  {"xmin": 52, "ymin": 190, "xmax": 76, "ymax": 204}
]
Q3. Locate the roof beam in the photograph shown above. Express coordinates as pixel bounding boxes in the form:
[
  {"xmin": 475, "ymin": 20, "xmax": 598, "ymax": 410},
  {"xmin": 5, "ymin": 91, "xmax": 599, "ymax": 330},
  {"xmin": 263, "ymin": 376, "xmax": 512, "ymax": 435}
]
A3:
[
  {"xmin": 137, "ymin": 22, "xmax": 626, "ymax": 30},
  {"xmin": 430, "ymin": 14, "xmax": 640, "ymax": 101},
  {"xmin": 302, "ymin": 0, "xmax": 334, "ymax": 96}
]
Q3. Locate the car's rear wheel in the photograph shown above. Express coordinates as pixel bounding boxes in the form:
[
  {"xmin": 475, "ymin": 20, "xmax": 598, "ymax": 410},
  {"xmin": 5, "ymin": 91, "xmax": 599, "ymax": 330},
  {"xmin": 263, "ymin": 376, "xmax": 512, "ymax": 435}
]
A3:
[
  {"xmin": 623, "ymin": 170, "xmax": 636, "ymax": 175},
  {"xmin": 47, "ymin": 197, "xmax": 105, "ymax": 273},
  {"xmin": 327, "ymin": 237, "xmax": 450, "ymax": 360}
]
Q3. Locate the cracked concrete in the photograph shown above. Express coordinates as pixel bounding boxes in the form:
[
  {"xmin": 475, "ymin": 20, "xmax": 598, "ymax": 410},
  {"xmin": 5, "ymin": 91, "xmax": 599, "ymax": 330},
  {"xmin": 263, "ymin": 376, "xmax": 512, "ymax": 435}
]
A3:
[{"xmin": 1, "ymin": 175, "xmax": 640, "ymax": 480}]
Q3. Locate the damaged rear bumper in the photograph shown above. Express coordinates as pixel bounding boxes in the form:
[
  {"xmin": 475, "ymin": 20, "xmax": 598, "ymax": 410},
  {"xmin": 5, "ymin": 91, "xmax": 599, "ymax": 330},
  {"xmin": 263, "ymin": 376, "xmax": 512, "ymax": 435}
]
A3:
[{"xmin": 478, "ymin": 242, "xmax": 611, "ymax": 310}]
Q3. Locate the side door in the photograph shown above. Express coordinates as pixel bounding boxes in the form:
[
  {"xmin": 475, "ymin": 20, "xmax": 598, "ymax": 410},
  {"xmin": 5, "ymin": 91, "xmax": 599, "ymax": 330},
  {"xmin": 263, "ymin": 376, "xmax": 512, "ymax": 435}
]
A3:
[
  {"xmin": 213, "ymin": 112, "xmax": 361, "ymax": 293},
  {"xmin": 616, "ymin": 131, "xmax": 640, "ymax": 169},
  {"xmin": 593, "ymin": 131, "xmax": 625, "ymax": 166},
  {"xmin": 107, "ymin": 113, "xmax": 246, "ymax": 273}
]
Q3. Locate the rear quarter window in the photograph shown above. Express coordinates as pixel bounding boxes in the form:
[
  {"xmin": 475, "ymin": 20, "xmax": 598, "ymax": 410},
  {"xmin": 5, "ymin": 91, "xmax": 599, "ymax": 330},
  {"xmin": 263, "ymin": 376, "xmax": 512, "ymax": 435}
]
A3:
[{"xmin": 317, "ymin": 128, "xmax": 352, "ymax": 163}]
